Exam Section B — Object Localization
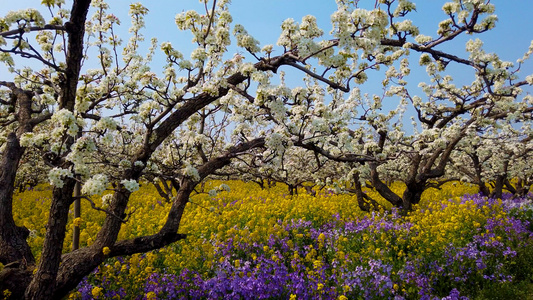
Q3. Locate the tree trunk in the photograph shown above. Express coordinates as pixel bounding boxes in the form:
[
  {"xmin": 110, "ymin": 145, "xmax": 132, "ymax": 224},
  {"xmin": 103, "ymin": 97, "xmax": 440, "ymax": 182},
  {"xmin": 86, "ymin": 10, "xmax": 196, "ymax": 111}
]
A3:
[
  {"xmin": 401, "ymin": 182, "xmax": 425, "ymax": 211},
  {"xmin": 24, "ymin": 178, "xmax": 76, "ymax": 300},
  {"xmin": 51, "ymin": 189, "xmax": 135, "ymax": 299},
  {"xmin": 490, "ymin": 175, "xmax": 505, "ymax": 199},
  {"xmin": 288, "ymin": 184, "xmax": 297, "ymax": 195},
  {"xmin": 503, "ymin": 178, "xmax": 517, "ymax": 195},
  {"xmin": 368, "ymin": 162, "xmax": 403, "ymax": 207},
  {"xmin": 477, "ymin": 182, "xmax": 491, "ymax": 197},
  {"xmin": 0, "ymin": 83, "xmax": 41, "ymax": 267},
  {"xmin": 513, "ymin": 178, "xmax": 529, "ymax": 198},
  {"xmin": 253, "ymin": 178, "xmax": 265, "ymax": 189},
  {"xmin": 23, "ymin": 0, "xmax": 92, "ymax": 296},
  {"xmin": 353, "ymin": 172, "xmax": 379, "ymax": 211},
  {"xmin": 468, "ymin": 153, "xmax": 491, "ymax": 196},
  {"xmin": 0, "ymin": 266, "xmax": 33, "ymax": 300},
  {"xmin": 0, "ymin": 132, "xmax": 35, "ymax": 266}
]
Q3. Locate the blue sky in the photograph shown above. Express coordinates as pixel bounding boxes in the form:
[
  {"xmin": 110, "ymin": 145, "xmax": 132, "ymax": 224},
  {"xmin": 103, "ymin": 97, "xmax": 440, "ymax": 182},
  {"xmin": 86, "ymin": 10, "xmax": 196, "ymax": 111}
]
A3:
[
  {"xmin": 139, "ymin": 0, "xmax": 533, "ymax": 60},
  {"xmin": 2, "ymin": 0, "xmax": 533, "ymax": 106},
  {"xmin": 2, "ymin": 0, "xmax": 532, "ymax": 61}
]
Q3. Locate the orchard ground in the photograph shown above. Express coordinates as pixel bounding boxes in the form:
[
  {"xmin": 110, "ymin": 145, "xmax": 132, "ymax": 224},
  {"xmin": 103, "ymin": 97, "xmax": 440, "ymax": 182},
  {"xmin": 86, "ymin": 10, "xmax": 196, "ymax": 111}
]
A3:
[{"xmin": 4, "ymin": 180, "xmax": 533, "ymax": 300}]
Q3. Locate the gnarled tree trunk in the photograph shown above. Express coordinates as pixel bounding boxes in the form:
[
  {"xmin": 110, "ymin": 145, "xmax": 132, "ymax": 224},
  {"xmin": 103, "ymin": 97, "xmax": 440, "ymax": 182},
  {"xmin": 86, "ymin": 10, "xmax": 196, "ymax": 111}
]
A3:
[
  {"xmin": 0, "ymin": 133, "xmax": 35, "ymax": 267},
  {"xmin": 402, "ymin": 181, "xmax": 426, "ymax": 211},
  {"xmin": 24, "ymin": 178, "xmax": 77, "ymax": 299}
]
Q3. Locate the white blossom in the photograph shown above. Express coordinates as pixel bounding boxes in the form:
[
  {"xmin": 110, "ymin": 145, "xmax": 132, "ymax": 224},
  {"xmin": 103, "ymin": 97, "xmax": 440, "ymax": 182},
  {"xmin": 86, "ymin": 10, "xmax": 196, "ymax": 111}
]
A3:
[
  {"xmin": 81, "ymin": 174, "xmax": 108, "ymax": 195},
  {"xmin": 183, "ymin": 163, "xmax": 200, "ymax": 181},
  {"xmin": 48, "ymin": 168, "xmax": 73, "ymax": 188},
  {"xmin": 101, "ymin": 194, "xmax": 113, "ymax": 207},
  {"xmin": 121, "ymin": 179, "xmax": 140, "ymax": 193}
]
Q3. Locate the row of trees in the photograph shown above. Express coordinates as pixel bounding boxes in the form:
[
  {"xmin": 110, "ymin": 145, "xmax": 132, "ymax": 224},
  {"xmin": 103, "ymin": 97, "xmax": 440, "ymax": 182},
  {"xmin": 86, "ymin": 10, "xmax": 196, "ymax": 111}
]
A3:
[{"xmin": 0, "ymin": 0, "xmax": 531, "ymax": 298}]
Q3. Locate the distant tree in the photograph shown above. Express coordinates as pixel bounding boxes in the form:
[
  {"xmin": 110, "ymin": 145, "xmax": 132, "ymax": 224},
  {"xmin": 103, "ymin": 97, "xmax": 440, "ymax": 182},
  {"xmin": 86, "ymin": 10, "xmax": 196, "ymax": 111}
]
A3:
[{"xmin": 451, "ymin": 127, "xmax": 533, "ymax": 199}]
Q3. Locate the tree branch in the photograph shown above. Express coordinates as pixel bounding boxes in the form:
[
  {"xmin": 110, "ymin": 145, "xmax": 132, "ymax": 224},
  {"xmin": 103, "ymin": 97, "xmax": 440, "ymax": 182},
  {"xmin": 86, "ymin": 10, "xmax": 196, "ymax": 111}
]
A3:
[{"xmin": 0, "ymin": 24, "xmax": 65, "ymax": 38}]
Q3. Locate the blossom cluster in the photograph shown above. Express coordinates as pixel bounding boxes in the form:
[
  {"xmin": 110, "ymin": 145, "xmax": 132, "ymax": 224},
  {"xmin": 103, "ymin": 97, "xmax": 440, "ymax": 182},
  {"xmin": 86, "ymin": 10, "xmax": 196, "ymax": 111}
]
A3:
[
  {"xmin": 121, "ymin": 179, "xmax": 140, "ymax": 193},
  {"xmin": 48, "ymin": 167, "xmax": 73, "ymax": 188},
  {"xmin": 81, "ymin": 174, "xmax": 108, "ymax": 196}
]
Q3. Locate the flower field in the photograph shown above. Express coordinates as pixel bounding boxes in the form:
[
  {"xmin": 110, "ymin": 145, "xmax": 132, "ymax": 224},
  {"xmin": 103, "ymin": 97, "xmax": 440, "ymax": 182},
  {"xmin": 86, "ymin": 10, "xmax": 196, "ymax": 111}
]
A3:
[{"xmin": 6, "ymin": 181, "xmax": 533, "ymax": 299}]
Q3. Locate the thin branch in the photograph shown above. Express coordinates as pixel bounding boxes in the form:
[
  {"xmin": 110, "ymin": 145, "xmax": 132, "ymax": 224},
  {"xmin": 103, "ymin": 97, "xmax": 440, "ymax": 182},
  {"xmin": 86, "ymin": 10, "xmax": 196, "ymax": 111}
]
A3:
[
  {"xmin": 284, "ymin": 60, "xmax": 350, "ymax": 92},
  {"xmin": 0, "ymin": 24, "xmax": 65, "ymax": 38}
]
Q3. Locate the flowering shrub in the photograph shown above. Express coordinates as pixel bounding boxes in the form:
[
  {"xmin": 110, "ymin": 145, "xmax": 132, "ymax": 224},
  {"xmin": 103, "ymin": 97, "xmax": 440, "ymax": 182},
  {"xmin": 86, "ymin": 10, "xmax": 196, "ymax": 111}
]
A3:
[{"xmin": 8, "ymin": 181, "xmax": 533, "ymax": 299}]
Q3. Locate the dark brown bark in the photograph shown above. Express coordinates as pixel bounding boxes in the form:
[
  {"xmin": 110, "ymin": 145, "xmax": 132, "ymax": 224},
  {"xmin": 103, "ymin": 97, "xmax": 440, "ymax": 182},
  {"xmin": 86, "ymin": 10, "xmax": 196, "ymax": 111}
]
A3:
[
  {"xmin": 489, "ymin": 159, "xmax": 510, "ymax": 199},
  {"xmin": 21, "ymin": 1, "xmax": 93, "ymax": 299},
  {"xmin": 369, "ymin": 162, "xmax": 403, "ymax": 207},
  {"xmin": 402, "ymin": 181, "xmax": 425, "ymax": 211},
  {"xmin": 0, "ymin": 82, "xmax": 43, "ymax": 267},
  {"xmin": 478, "ymin": 182, "xmax": 491, "ymax": 197},
  {"xmin": 24, "ymin": 178, "xmax": 77, "ymax": 300},
  {"xmin": 469, "ymin": 152, "xmax": 491, "ymax": 196},
  {"xmin": 0, "ymin": 80, "xmax": 50, "ymax": 300},
  {"xmin": 503, "ymin": 179, "xmax": 517, "ymax": 195},
  {"xmin": 288, "ymin": 184, "xmax": 297, "ymax": 195},
  {"xmin": 0, "ymin": 266, "xmax": 33, "ymax": 300},
  {"xmin": 60, "ymin": 0, "xmax": 92, "ymax": 111},
  {"xmin": 0, "ymin": 133, "xmax": 35, "ymax": 267},
  {"xmin": 152, "ymin": 179, "xmax": 174, "ymax": 202},
  {"xmin": 353, "ymin": 172, "xmax": 380, "ymax": 212},
  {"xmin": 490, "ymin": 175, "xmax": 505, "ymax": 199}
]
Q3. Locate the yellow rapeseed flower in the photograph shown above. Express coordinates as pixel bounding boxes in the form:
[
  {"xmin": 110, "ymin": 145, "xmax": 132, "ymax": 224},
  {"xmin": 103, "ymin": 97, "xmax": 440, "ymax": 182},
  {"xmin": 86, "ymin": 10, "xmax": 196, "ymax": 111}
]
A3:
[
  {"xmin": 146, "ymin": 291, "xmax": 157, "ymax": 300},
  {"xmin": 73, "ymin": 217, "xmax": 82, "ymax": 227},
  {"xmin": 91, "ymin": 287, "xmax": 103, "ymax": 299}
]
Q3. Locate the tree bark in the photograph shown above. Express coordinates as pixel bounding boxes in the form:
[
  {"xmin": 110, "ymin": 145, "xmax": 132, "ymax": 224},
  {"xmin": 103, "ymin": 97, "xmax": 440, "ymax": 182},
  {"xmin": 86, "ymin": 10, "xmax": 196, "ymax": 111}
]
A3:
[
  {"xmin": 0, "ymin": 132, "xmax": 35, "ymax": 300},
  {"xmin": 490, "ymin": 175, "xmax": 505, "ymax": 199},
  {"xmin": 349, "ymin": 171, "xmax": 378, "ymax": 211},
  {"xmin": 0, "ymin": 266, "xmax": 33, "ymax": 300},
  {"xmin": 470, "ymin": 153, "xmax": 491, "ymax": 196},
  {"xmin": 0, "ymin": 133, "xmax": 35, "ymax": 267},
  {"xmin": 22, "ymin": 0, "xmax": 93, "ymax": 298},
  {"xmin": 368, "ymin": 162, "xmax": 403, "ymax": 207},
  {"xmin": 0, "ymin": 82, "xmax": 42, "ymax": 267},
  {"xmin": 24, "ymin": 178, "xmax": 76, "ymax": 300},
  {"xmin": 402, "ymin": 181, "xmax": 426, "ymax": 211},
  {"xmin": 288, "ymin": 184, "xmax": 297, "ymax": 195}
]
